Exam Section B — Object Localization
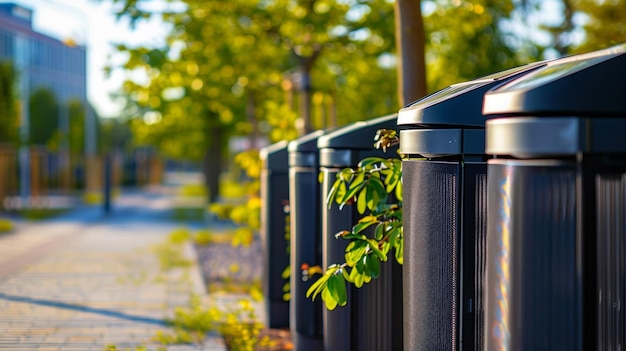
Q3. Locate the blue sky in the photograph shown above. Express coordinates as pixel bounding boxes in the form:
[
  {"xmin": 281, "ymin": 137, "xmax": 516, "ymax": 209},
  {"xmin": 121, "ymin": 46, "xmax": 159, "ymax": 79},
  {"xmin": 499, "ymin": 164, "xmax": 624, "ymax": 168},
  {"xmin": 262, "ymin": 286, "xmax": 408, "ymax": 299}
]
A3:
[{"xmin": 11, "ymin": 0, "xmax": 171, "ymax": 118}]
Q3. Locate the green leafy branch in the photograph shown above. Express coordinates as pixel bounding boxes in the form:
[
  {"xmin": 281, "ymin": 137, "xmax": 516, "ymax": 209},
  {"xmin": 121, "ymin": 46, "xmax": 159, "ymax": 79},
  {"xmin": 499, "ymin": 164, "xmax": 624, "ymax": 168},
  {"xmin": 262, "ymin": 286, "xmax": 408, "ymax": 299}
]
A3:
[{"xmin": 306, "ymin": 129, "xmax": 402, "ymax": 310}]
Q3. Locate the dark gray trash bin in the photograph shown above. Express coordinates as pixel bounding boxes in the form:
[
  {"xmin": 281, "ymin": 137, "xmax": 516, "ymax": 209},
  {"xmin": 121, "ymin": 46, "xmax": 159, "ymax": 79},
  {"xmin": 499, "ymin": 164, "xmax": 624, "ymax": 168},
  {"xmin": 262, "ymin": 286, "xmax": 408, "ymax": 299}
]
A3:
[
  {"xmin": 482, "ymin": 44, "xmax": 626, "ymax": 351},
  {"xmin": 288, "ymin": 130, "xmax": 326, "ymax": 351},
  {"xmin": 317, "ymin": 114, "xmax": 402, "ymax": 351},
  {"xmin": 260, "ymin": 141, "xmax": 290, "ymax": 329},
  {"xmin": 397, "ymin": 62, "xmax": 545, "ymax": 351}
]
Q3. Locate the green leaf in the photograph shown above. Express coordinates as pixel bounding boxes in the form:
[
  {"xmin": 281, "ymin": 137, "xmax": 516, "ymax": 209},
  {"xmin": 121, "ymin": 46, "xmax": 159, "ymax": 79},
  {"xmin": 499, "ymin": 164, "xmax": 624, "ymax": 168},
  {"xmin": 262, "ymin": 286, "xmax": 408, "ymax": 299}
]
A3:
[
  {"xmin": 328, "ymin": 272, "xmax": 347, "ymax": 307},
  {"xmin": 335, "ymin": 230, "xmax": 361, "ymax": 240},
  {"xmin": 326, "ymin": 177, "xmax": 342, "ymax": 208},
  {"xmin": 356, "ymin": 187, "xmax": 367, "ymax": 214},
  {"xmin": 335, "ymin": 181, "xmax": 347, "ymax": 206},
  {"xmin": 340, "ymin": 181, "xmax": 365, "ymax": 209},
  {"xmin": 367, "ymin": 238, "xmax": 388, "ymax": 262},
  {"xmin": 336, "ymin": 272, "xmax": 348, "ymax": 306},
  {"xmin": 281, "ymin": 265, "xmax": 290, "ymax": 279},
  {"xmin": 345, "ymin": 240, "xmax": 368, "ymax": 266},
  {"xmin": 395, "ymin": 180, "xmax": 403, "ymax": 201},
  {"xmin": 366, "ymin": 185, "xmax": 380, "ymax": 211},
  {"xmin": 322, "ymin": 287, "xmax": 338, "ymax": 310},
  {"xmin": 342, "ymin": 267, "xmax": 353, "ymax": 283},
  {"xmin": 338, "ymin": 168, "xmax": 354, "ymax": 182},
  {"xmin": 352, "ymin": 171, "xmax": 365, "ymax": 188},
  {"xmin": 368, "ymin": 176, "xmax": 387, "ymax": 204},
  {"xmin": 351, "ymin": 266, "xmax": 365, "ymax": 288},
  {"xmin": 352, "ymin": 217, "xmax": 378, "ymax": 235},
  {"xmin": 306, "ymin": 265, "xmax": 340, "ymax": 301},
  {"xmin": 306, "ymin": 273, "xmax": 328, "ymax": 300},
  {"xmin": 374, "ymin": 222, "xmax": 384, "ymax": 240},
  {"xmin": 365, "ymin": 254, "xmax": 380, "ymax": 279},
  {"xmin": 395, "ymin": 237, "xmax": 404, "ymax": 265},
  {"xmin": 380, "ymin": 240, "xmax": 391, "ymax": 256},
  {"xmin": 385, "ymin": 174, "xmax": 398, "ymax": 193},
  {"xmin": 358, "ymin": 157, "xmax": 385, "ymax": 169},
  {"xmin": 327, "ymin": 273, "xmax": 338, "ymax": 300}
]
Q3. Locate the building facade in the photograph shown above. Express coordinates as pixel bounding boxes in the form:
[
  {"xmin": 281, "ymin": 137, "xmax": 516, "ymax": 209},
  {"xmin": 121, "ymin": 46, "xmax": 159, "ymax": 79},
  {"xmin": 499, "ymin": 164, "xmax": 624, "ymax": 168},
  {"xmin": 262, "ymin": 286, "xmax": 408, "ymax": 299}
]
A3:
[
  {"xmin": 0, "ymin": 3, "xmax": 90, "ymax": 201},
  {"xmin": 0, "ymin": 2, "xmax": 87, "ymax": 106}
]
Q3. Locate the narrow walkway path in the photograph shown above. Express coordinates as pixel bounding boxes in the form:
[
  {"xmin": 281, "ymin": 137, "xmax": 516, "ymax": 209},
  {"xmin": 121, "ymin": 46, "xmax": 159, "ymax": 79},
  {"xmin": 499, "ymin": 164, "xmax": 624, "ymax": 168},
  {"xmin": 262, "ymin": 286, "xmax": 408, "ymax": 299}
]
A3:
[{"xmin": 0, "ymin": 188, "xmax": 225, "ymax": 351}]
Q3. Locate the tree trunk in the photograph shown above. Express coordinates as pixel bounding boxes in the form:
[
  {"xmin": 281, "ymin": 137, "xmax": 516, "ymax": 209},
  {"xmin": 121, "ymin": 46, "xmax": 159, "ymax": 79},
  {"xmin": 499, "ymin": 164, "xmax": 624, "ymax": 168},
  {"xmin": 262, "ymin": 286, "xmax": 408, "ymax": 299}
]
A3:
[
  {"xmin": 300, "ymin": 68, "xmax": 313, "ymax": 135},
  {"xmin": 247, "ymin": 92, "xmax": 260, "ymax": 149},
  {"xmin": 298, "ymin": 47, "xmax": 322, "ymax": 135},
  {"xmin": 203, "ymin": 122, "xmax": 223, "ymax": 204},
  {"xmin": 395, "ymin": 0, "xmax": 428, "ymax": 106}
]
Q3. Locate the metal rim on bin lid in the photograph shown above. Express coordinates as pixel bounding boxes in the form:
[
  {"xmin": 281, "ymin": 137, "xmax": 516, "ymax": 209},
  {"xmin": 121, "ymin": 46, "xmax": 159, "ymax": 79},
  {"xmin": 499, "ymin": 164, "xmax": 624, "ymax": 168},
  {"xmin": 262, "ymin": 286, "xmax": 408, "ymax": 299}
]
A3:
[
  {"xmin": 483, "ymin": 43, "xmax": 626, "ymax": 117},
  {"xmin": 483, "ymin": 43, "xmax": 626, "ymax": 157},
  {"xmin": 261, "ymin": 140, "xmax": 290, "ymax": 171},
  {"xmin": 288, "ymin": 130, "xmax": 325, "ymax": 167},
  {"xmin": 396, "ymin": 61, "xmax": 547, "ymax": 128},
  {"xmin": 397, "ymin": 62, "xmax": 547, "ymax": 156},
  {"xmin": 288, "ymin": 130, "xmax": 326, "ymax": 153},
  {"xmin": 317, "ymin": 113, "xmax": 398, "ymax": 150}
]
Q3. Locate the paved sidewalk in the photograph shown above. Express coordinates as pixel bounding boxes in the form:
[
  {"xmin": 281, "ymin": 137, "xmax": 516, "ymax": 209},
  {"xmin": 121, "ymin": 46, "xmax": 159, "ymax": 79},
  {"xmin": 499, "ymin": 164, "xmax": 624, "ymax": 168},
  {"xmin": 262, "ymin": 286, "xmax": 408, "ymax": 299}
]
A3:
[{"xmin": 0, "ymin": 188, "xmax": 228, "ymax": 351}]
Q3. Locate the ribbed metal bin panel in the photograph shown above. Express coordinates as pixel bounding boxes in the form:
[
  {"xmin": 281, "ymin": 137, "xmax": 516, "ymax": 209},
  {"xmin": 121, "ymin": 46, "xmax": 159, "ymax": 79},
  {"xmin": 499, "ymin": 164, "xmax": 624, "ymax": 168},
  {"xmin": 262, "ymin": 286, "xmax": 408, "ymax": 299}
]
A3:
[
  {"xmin": 596, "ymin": 172, "xmax": 626, "ymax": 351},
  {"xmin": 403, "ymin": 161, "xmax": 459, "ymax": 350},
  {"xmin": 289, "ymin": 166, "xmax": 323, "ymax": 350},
  {"xmin": 486, "ymin": 160, "xmax": 578, "ymax": 351},
  {"xmin": 403, "ymin": 161, "xmax": 487, "ymax": 351}
]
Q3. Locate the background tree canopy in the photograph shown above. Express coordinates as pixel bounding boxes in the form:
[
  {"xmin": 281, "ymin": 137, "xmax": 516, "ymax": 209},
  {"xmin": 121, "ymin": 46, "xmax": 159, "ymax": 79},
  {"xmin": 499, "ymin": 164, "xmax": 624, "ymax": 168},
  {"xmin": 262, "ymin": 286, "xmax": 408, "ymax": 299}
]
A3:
[{"xmin": 102, "ymin": 0, "xmax": 625, "ymax": 201}]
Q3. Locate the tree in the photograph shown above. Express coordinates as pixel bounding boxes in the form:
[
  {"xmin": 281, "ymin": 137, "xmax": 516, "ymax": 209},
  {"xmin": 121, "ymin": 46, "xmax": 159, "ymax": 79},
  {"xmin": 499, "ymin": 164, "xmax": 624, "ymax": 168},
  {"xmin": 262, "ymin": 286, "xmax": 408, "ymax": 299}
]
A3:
[
  {"xmin": 570, "ymin": 0, "xmax": 626, "ymax": 53},
  {"xmin": 68, "ymin": 99, "xmax": 86, "ymax": 155},
  {"xmin": 0, "ymin": 60, "xmax": 18, "ymax": 144},
  {"xmin": 395, "ymin": 0, "xmax": 427, "ymax": 105},
  {"xmin": 100, "ymin": 118, "xmax": 133, "ymax": 154},
  {"xmin": 423, "ymin": 0, "xmax": 525, "ymax": 91},
  {"xmin": 103, "ymin": 0, "xmax": 399, "ymax": 202},
  {"xmin": 28, "ymin": 87, "xmax": 59, "ymax": 147}
]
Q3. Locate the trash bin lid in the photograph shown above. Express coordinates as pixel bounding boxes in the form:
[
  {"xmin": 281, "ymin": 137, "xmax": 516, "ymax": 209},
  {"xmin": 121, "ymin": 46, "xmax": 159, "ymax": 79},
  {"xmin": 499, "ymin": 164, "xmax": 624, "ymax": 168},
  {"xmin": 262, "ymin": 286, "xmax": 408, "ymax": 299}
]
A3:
[
  {"xmin": 317, "ymin": 114, "xmax": 398, "ymax": 150},
  {"xmin": 260, "ymin": 140, "xmax": 289, "ymax": 171},
  {"xmin": 484, "ymin": 44, "xmax": 626, "ymax": 157},
  {"xmin": 397, "ymin": 61, "xmax": 546, "ymax": 128},
  {"xmin": 288, "ymin": 130, "xmax": 325, "ymax": 167},
  {"xmin": 483, "ymin": 43, "xmax": 626, "ymax": 116}
]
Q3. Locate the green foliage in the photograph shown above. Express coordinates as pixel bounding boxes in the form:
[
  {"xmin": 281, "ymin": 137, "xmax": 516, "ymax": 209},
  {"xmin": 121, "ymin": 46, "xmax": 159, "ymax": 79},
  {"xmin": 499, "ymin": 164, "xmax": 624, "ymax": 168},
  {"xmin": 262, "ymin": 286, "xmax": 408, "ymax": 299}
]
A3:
[
  {"xmin": 151, "ymin": 228, "xmax": 193, "ymax": 271},
  {"xmin": 153, "ymin": 295, "xmax": 268, "ymax": 351},
  {"xmin": 171, "ymin": 207, "xmax": 206, "ymax": 221},
  {"xmin": 178, "ymin": 184, "xmax": 207, "ymax": 198},
  {"xmin": 118, "ymin": 228, "xmax": 267, "ymax": 351},
  {"xmin": 282, "ymin": 205, "xmax": 291, "ymax": 301},
  {"xmin": 160, "ymin": 294, "xmax": 221, "ymax": 346},
  {"xmin": 84, "ymin": 191, "xmax": 103, "ymax": 205},
  {"xmin": 67, "ymin": 99, "xmax": 86, "ymax": 154},
  {"xmin": 570, "ymin": 0, "xmax": 626, "ymax": 53},
  {"xmin": 281, "ymin": 265, "xmax": 291, "ymax": 301},
  {"xmin": 0, "ymin": 60, "xmax": 18, "ymax": 144},
  {"xmin": 423, "ymin": 0, "xmax": 526, "ymax": 90},
  {"xmin": 209, "ymin": 150, "xmax": 262, "ymax": 247},
  {"xmin": 106, "ymin": 0, "xmax": 398, "ymax": 160},
  {"xmin": 0, "ymin": 219, "xmax": 13, "ymax": 233},
  {"xmin": 28, "ymin": 87, "xmax": 59, "ymax": 147},
  {"xmin": 103, "ymin": 344, "xmax": 155, "ymax": 351},
  {"xmin": 100, "ymin": 118, "xmax": 133, "ymax": 153},
  {"xmin": 192, "ymin": 229, "xmax": 216, "ymax": 246},
  {"xmin": 307, "ymin": 130, "xmax": 402, "ymax": 310},
  {"xmin": 219, "ymin": 300, "xmax": 267, "ymax": 351},
  {"xmin": 19, "ymin": 208, "xmax": 69, "ymax": 220}
]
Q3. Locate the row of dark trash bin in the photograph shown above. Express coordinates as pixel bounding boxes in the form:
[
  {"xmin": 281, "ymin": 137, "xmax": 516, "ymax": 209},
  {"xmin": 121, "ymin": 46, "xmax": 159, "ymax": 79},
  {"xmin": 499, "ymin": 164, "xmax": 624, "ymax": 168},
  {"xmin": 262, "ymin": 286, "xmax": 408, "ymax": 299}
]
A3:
[{"xmin": 260, "ymin": 44, "xmax": 626, "ymax": 351}]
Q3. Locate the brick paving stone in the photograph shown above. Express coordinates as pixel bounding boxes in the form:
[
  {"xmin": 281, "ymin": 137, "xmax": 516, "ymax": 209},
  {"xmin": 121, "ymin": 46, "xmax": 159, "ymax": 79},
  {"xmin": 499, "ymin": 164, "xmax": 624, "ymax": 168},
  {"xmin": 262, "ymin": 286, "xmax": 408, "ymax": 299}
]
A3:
[{"xmin": 0, "ymin": 188, "xmax": 230, "ymax": 351}]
